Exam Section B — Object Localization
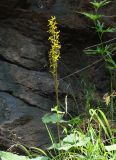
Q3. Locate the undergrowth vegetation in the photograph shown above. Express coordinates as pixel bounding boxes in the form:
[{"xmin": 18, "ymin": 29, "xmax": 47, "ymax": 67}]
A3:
[{"xmin": 0, "ymin": 0, "xmax": 115, "ymax": 160}]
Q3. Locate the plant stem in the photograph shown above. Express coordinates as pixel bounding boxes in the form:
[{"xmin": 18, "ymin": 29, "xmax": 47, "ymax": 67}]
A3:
[
  {"xmin": 54, "ymin": 65, "xmax": 59, "ymax": 107},
  {"xmin": 54, "ymin": 65, "xmax": 61, "ymax": 143}
]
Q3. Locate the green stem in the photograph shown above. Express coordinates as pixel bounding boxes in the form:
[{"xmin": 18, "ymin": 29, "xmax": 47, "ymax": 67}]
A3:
[
  {"xmin": 110, "ymin": 71, "xmax": 114, "ymax": 121},
  {"xmin": 54, "ymin": 65, "xmax": 59, "ymax": 107},
  {"xmin": 54, "ymin": 64, "xmax": 61, "ymax": 143}
]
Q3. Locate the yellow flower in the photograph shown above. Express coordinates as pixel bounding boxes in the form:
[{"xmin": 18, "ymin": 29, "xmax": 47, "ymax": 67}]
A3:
[
  {"xmin": 103, "ymin": 93, "xmax": 110, "ymax": 106},
  {"xmin": 103, "ymin": 91, "xmax": 116, "ymax": 106},
  {"xmin": 48, "ymin": 16, "xmax": 61, "ymax": 76}
]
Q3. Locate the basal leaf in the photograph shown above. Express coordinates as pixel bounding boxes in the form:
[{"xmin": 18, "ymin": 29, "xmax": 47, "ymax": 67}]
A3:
[
  {"xmin": 0, "ymin": 151, "xmax": 49, "ymax": 160},
  {"xmin": 63, "ymin": 133, "xmax": 79, "ymax": 144},
  {"xmin": 0, "ymin": 151, "xmax": 29, "ymax": 160},
  {"xmin": 42, "ymin": 113, "xmax": 65, "ymax": 124}
]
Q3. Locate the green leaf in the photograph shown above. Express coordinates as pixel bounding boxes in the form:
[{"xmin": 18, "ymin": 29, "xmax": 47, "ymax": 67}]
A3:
[
  {"xmin": 0, "ymin": 151, "xmax": 49, "ymax": 160},
  {"xmin": 95, "ymin": 21, "xmax": 116, "ymax": 33},
  {"xmin": 89, "ymin": 109, "xmax": 113, "ymax": 142},
  {"xmin": 109, "ymin": 152, "xmax": 116, "ymax": 160},
  {"xmin": 82, "ymin": 12, "xmax": 102, "ymax": 21},
  {"xmin": 63, "ymin": 133, "xmax": 79, "ymax": 144},
  {"xmin": 105, "ymin": 27, "xmax": 116, "ymax": 33},
  {"xmin": 95, "ymin": 20, "xmax": 105, "ymax": 33},
  {"xmin": 49, "ymin": 137, "xmax": 90, "ymax": 151},
  {"xmin": 90, "ymin": 0, "xmax": 111, "ymax": 10},
  {"xmin": 30, "ymin": 147, "xmax": 47, "ymax": 157},
  {"xmin": 84, "ymin": 48, "xmax": 97, "ymax": 55},
  {"xmin": 31, "ymin": 157, "xmax": 49, "ymax": 160},
  {"xmin": 0, "ymin": 151, "xmax": 29, "ymax": 160},
  {"xmin": 68, "ymin": 117, "xmax": 83, "ymax": 126},
  {"xmin": 105, "ymin": 144, "xmax": 116, "ymax": 151},
  {"xmin": 106, "ymin": 57, "xmax": 116, "ymax": 70},
  {"xmin": 49, "ymin": 142, "xmax": 72, "ymax": 151},
  {"xmin": 49, "ymin": 133, "xmax": 90, "ymax": 151},
  {"xmin": 42, "ymin": 113, "xmax": 65, "ymax": 124}
]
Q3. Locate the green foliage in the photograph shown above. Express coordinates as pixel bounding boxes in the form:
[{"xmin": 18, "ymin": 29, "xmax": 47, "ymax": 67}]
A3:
[
  {"xmin": 1, "ymin": 108, "xmax": 115, "ymax": 160},
  {"xmin": 95, "ymin": 21, "xmax": 116, "ymax": 34},
  {"xmin": 49, "ymin": 133, "xmax": 90, "ymax": 151},
  {"xmin": 68, "ymin": 117, "xmax": 83, "ymax": 126},
  {"xmin": 82, "ymin": 0, "xmax": 116, "ymax": 120},
  {"xmin": 89, "ymin": 109, "xmax": 113, "ymax": 143},
  {"xmin": 42, "ymin": 113, "xmax": 65, "ymax": 124},
  {"xmin": 45, "ymin": 109, "xmax": 116, "ymax": 160},
  {"xmin": 90, "ymin": 0, "xmax": 111, "ymax": 10},
  {"xmin": 82, "ymin": 12, "xmax": 102, "ymax": 21},
  {"xmin": 0, "ymin": 151, "xmax": 49, "ymax": 160},
  {"xmin": 105, "ymin": 144, "xmax": 116, "ymax": 151},
  {"xmin": 82, "ymin": 0, "xmax": 116, "ymax": 70},
  {"xmin": 0, "ymin": 151, "xmax": 28, "ymax": 160}
]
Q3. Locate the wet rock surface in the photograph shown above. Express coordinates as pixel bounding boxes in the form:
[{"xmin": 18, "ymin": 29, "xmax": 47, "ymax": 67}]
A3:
[{"xmin": 0, "ymin": 0, "xmax": 115, "ymax": 149}]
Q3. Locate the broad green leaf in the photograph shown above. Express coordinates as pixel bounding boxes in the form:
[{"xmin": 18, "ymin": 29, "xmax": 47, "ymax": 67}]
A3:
[
  {"xmin": 49, "ymin": 137, "xmax": 90, "ymax": 151},
  {"xmin": 0, "ymin": 151, "xmax": 29, "ymax": 160},
  {"xmin": 49, "ymin": 142, "xmax": 72, "ymax": 151},
  {"xmin": 31, "ymin": 156, "xmax": 49, "ymax": 160},
  {"xmin": 48, "ymin": 142, "xmax": 63, "ymax": 150},
  {"xmin": 63, "ymin": 133, "xmax": 79, "ymax": 144},
  {"xmin": 42, "ymin": 113, "xmax": 65, "ymax": 124},
  {"xmin": 49, "ymin": 134, "xmax": 90, "ymax": 151},
  {"xmin": 105, "ymin": 144, "xmax": 116, "ymax": 151},
  {"xmin": 0, "ymin": 151, "xmax": 49, "ymax": 160}
]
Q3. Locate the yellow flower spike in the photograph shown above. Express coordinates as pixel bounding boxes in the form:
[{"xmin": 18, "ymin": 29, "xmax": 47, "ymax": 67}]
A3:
[
  {"xmin": 48, "ymin": 16, "xmax": 61, "ymax": 75},
  {"xmin": 48, "ymin": 16, "xmax": 61, "ymax": 108}
]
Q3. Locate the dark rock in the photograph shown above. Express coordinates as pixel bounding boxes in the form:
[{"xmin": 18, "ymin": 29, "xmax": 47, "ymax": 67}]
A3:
[
  {"xmin": 0, "ymin": 59, "xmax": 55, "ymax": 110},
  {"xmin": 0, "ymin": 92, "xmax": 50, "ymax": 148},
  {"xmin": 0, "ymin": 27, "xmax": 48, "ymax": 70}
]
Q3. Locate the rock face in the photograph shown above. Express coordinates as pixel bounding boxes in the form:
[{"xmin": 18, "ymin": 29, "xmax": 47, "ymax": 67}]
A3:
[
  {"xmin": 0, "ymin": 27, "xmax": 47, "ymax": 70},
  {"xmin": 0, "ymin": 92, "xmax": 49, "ymax": 148},
  {"xmin": 0, "ymin": 26, "xmax": 68, "ymax": 149},
  {"xmin": 0, "ymin": 0, "xmax": 115, "ymax": 149}
]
